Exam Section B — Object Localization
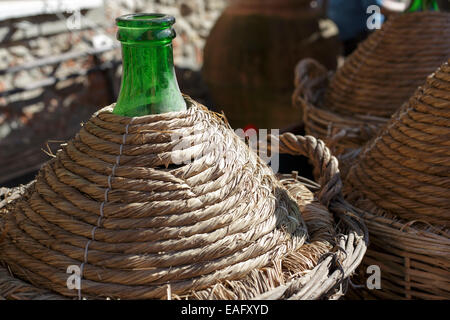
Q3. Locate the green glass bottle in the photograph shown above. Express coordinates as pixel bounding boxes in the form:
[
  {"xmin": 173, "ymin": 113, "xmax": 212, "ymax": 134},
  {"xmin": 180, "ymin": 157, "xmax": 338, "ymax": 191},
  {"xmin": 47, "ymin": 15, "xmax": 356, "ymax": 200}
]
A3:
[{"xmin": 113, "ymin": 13, "xmax": 186, "ymax": 117}]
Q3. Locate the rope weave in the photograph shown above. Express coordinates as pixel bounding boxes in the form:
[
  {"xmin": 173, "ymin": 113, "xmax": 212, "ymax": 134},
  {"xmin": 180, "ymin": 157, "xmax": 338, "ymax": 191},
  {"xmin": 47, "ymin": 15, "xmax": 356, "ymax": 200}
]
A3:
[
  {"xmin": 344, "ymin": 60, "xmax": 450, "ymax": 299},
  {"xmin": 0, "ymin": 96, "xmax": 309, "ymax": 299},
  {"xmin": 77, "ymin": 119, "xmax": 135, "ymax": 299},
  {"xmin": 0, "ymin": 169, "xmax": 367, "ymax": 301},
  {"xmin": 0, "ymin": 98, "xmax": 367, "ymax": 299},
  {"xmin": 346, "ymin": 59, "xmax": 450, "ymax": 227},
  {"xmin": 293, "ymin": 12, "xmax": 450, "ymax": 157}
]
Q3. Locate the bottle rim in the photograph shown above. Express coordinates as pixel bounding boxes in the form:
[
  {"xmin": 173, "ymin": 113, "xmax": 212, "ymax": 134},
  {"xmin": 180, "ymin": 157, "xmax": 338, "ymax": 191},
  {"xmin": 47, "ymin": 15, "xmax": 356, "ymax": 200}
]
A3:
[
  {"xmin": 116, "ymin": 13, "xmax": 176, "ymax": 43},
  {"xmin": 116, "ymin": 13, "xmax": 175, "ymax": 29}
]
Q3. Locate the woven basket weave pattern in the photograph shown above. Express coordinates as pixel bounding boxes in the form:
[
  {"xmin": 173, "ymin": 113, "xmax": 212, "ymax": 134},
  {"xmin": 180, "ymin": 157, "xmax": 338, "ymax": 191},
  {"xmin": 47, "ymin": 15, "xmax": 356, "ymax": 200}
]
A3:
[
  {"xmin": 294, "ymin": 12, "xmax": 450, "ymax": 156},
  {"xmin": 346, "ymin": 60, "xmax": 450, "ymax": 227},
  {"xmin": 346, "ymin": 197, "xmax": 450, "ymax": 299},
  {"xmin": 0, "ymin": 97, "xmax": 309, "ymax": 299},
  {"xmin": 344, "ymin": 60, "xmax": 450, "ymax": 299},
  {"xmin": 0, "ymin": 97, "xmax": 368, "ymax": 300},
  {"xmin": 325, "ymin": 12, "xmax": 450, "ymax": 117}
]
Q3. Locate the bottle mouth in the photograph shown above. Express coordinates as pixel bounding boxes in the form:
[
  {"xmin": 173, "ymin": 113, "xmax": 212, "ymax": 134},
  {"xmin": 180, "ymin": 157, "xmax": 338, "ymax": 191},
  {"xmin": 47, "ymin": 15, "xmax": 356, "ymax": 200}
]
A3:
[
  {"xmin": 116, "ymin": 13, "xmax": 175, "ymax": 28},
  {"xmin": 116, "ymin": 13, "xmax": 176, "ymax": 43}
]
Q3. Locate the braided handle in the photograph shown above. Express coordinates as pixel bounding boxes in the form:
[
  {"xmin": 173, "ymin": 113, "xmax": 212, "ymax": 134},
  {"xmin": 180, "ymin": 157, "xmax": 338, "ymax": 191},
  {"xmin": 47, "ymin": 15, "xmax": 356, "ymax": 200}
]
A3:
[{"xmin": 268, "ymin": 133, "xmax": 343, "ymax": 207}]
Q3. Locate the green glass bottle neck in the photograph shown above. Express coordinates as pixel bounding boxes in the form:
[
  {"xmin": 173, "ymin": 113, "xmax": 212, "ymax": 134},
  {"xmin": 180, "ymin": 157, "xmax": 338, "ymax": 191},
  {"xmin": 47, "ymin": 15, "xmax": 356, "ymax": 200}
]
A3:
[{"xmin": 113, "ymin": 14, "xmax": 186, "ymax": 117}]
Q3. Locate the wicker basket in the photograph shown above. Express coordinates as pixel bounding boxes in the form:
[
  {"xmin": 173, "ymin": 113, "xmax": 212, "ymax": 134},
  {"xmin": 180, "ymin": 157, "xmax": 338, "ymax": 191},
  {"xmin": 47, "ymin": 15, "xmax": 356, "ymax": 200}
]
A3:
[
  {"xmin": 344, "ymin": 60, "xmax": 450, "ymax": 299},
  {"xmin": 293, "ymin": 12, "xmax": 450, "ymax": 157},
  {"xmin": 0, "ymin": 97, "xmax": 367, "ymax": 300},
  {"xmin": 345, "ymin": 203, "xmax": 449, "ymax": 300}
]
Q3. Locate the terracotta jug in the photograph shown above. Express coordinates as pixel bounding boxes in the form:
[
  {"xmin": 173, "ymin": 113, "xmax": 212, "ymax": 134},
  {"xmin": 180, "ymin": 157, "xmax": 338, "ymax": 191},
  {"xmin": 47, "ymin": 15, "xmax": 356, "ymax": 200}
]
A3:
[{"xmin": 203, "ymin": 0, "xmax": 341, "ymax": 130}]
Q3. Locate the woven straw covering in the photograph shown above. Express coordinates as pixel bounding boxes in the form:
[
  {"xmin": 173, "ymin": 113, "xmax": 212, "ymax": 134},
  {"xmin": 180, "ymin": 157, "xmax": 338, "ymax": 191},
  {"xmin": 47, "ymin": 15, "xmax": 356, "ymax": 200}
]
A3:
[
  {"xmin": 293, "ymin": 12, "xmax": 450, "ymax": 156},
  {"xmin": 345, "ymin": 59, "xmax": 450, "ymax": 227},
  {"xmin": 344, "ymin": 60, "xmax": 450, "ymax": 299},
  {"xmin": 0, "ymin": 97, "xmax": 367, "ymax": 299}
]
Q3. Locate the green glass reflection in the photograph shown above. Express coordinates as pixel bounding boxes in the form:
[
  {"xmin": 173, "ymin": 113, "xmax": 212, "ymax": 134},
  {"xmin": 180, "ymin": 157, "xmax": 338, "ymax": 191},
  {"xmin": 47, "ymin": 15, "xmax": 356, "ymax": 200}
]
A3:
[
  {"xmin": 407, "ymin": 0, "xmax": 439, "ymax": 11},
  {"xmin": 113, "ymin": 13, "xmax": 186, "ymax": 117}
]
